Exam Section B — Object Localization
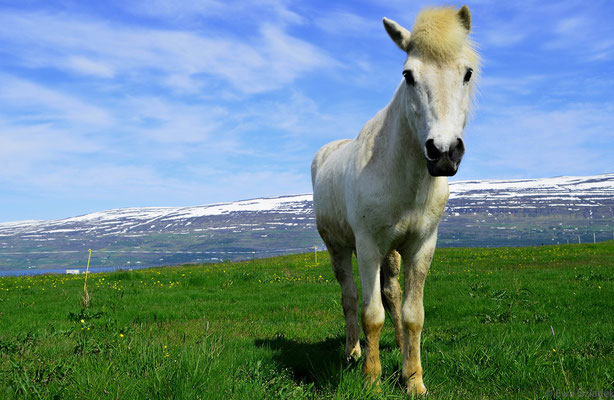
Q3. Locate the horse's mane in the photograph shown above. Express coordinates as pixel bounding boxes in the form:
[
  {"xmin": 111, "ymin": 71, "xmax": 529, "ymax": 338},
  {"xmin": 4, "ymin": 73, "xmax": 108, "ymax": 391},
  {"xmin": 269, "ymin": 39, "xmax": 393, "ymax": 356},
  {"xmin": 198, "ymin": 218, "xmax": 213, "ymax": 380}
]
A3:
[{"xmin": 410, "ymin": 7, "xmax": 479, "ymax": 69}]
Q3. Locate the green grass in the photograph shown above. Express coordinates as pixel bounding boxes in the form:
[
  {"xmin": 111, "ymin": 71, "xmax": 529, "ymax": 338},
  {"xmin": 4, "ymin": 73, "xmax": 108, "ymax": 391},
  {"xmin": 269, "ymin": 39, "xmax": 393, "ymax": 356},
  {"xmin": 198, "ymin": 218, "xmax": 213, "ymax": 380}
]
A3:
[{"xmin": 1, "ymin": 242, "xmax": 613, "ymax": 399}]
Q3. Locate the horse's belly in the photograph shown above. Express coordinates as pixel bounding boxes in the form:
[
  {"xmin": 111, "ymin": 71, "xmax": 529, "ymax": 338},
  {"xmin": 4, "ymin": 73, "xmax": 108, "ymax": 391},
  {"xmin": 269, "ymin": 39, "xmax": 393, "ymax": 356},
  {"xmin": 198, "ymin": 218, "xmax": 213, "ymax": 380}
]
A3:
[
  {"xmin": 312, "ymin": 141, "xmax": 357, "ymax": 249},
  {"xmin": 315, "ymin": 211, "xmax": 355, "ymax": 249},
  {"xmin": 314, "ymin": 183, "xmax": 356, "ymax": 248}
]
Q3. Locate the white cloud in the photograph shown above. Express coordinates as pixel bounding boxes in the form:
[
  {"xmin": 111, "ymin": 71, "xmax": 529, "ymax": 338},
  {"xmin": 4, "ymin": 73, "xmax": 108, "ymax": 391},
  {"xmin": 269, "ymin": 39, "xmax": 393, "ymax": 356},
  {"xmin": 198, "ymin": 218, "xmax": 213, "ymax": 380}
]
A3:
[
  {"xmin": 121, "ymin": 0, "xmax": 227, "ymax": 20},
  {"xmin": 3, "ymin": 163, "xmax": 176, "ymax": 206},
  {"xmin": 122, "ymin": 0, "xmax": 303, "ymax": 26},
  {"xmin": 121, "ymin": 96, "xmax": 229, "ymax": 145},
  {"xmin": 0, "ymin": 10, "xmax": 336, "ymax": 94},
  {"xmin": 190, "ymin": 169, "xmax": 313, "ymax": 204},
  {"xmin": 480, "ymin": 23, "xmax": 528, "ymax": 48},
  {"xmin": 0, "ymin": 122, "xmax": 102, "ymax": 182},
  {"xmin": 540, "ymin": 6, "xmax": 614, "ymax": 61},
  {"xmin": 462, "ymin": 103, "xmax": 614, "ymax": 179},
  {"xmin": 314, "ymin": 10, "xmax": 380, "ymax": 36},
  {"xmin": 479, "ymin": 75, "xmax": 546, "ymax": 96},
  {"xmin": 0, "ymin": 74, "xmax": 113, "ymax": 126},
  {"xmin": 236, "ymin": 91, "xmax": 366, "ymax": 141},
  {"xmin": 66, "ymin": 56, "xmax": 115, "ymax": 78},
  {"xmin": 554, "ymin": 16, "xmax": 587, "ymax": 35}
]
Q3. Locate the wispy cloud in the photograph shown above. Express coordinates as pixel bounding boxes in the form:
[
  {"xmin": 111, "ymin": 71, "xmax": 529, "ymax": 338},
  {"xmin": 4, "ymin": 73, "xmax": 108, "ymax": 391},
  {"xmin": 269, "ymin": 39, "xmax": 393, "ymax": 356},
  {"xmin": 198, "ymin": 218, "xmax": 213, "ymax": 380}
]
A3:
[
  {"xmin": 0, "ymin": 10, "xmax": 336, "ymax": 94},
  {"xmin": 66, "ymin": 56, "xmax": 115, "ymax": 78},
  {"xmin": 0, "ymin": 122, "xmax": 103, "ymax": 186},
  {"xmin": 120, "ymin": 0, "xmax": 229, "ymax": 21},
  {"xmin": 313, "ymin": 10, "xmax": 380, "ymax": 36},
  {"xmin": 0, "ymin": 74, "xmax": 113, "ymax": 126},
  {"xmin": 462, "ymin": 103, "xmax": 614, "ymax": 179},
  {"xmin": 122, "ymin": 0, "xmax": 304, "ymax": 26},
  {"xmin": 540, "ymin": 4, "xmax": 614, "ymax": 61},
  {"xmin": 479, "ymin": 22, "xmax": 529, "ymax": 48},
  {"xmin": 479, "ymin": 74, "xmax": 546, "ymax": 97},
  {"xmin": 120, "ymin": 96, "xmax": 228, "ymax": 145}
]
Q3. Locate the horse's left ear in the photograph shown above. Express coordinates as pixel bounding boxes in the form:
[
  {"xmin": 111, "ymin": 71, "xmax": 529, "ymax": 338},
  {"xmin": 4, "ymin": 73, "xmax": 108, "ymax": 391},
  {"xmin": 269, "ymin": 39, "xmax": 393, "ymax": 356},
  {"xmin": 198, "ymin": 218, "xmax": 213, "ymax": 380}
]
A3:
[{"xmin": 458, "ymin": 5, "xmax": 471, "ymax": 32}]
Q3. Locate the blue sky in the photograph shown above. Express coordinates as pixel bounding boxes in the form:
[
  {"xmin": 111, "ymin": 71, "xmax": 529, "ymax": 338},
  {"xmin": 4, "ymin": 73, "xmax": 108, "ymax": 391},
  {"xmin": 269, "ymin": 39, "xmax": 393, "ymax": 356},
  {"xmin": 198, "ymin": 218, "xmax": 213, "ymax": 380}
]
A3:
[{"xmin": 1, "ymin": 0, "xmax": 613, "ymax": 222}]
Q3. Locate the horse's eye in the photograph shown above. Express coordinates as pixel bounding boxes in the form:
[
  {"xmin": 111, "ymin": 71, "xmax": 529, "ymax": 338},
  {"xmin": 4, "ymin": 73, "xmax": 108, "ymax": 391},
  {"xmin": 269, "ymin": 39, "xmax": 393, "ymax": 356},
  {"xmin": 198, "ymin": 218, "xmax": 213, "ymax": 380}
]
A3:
[
  {"xmin": 463, "ymin": 68, "xmax": 473, "ymax": 84},
  {"xmin": 403, "ymin": 70, "xmax": 415, "ymax": 86}
]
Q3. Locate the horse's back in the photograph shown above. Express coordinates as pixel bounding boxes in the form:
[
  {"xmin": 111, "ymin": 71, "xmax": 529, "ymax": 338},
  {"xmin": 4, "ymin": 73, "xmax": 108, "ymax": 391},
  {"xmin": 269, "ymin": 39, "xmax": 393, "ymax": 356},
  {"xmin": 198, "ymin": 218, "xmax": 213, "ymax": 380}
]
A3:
[{"xmin": 311, "ymin": 139, "xmax": 352, "ymax": 185}]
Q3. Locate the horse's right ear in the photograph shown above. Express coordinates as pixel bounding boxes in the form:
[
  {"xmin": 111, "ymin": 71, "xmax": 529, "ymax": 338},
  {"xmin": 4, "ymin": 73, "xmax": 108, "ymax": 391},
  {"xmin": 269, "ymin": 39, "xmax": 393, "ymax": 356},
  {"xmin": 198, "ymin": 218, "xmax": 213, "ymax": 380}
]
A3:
[
  {"xmin": 457, "ymin": 5, "xmax": 471, "ymax": 32},
  {"xmin": 383, "ymin": 17, "xmax": 411, "ymax": 52}
]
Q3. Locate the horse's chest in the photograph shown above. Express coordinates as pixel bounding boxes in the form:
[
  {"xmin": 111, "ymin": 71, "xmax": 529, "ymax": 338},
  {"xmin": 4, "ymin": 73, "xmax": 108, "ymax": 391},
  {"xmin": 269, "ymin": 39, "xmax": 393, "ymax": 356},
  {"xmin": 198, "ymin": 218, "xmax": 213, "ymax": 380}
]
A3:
[
  {"xmin": 393, "ymin": 207, "xmax": 439, "ymax": 236},
  {"xmin": 347, "ymin": 173, "xmax": 449, "ymax": 249},
  {"xmin": 373, "ymin": 195, "xmax": 447, "ymax": 247}
]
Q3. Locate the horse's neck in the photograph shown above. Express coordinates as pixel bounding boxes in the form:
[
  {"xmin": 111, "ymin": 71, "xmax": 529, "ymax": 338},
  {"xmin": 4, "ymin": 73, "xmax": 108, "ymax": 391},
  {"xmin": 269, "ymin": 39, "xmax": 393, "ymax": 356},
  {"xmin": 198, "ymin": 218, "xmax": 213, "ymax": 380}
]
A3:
[{"xmin": 357, "ymin": 84, "xmax": 433, "ymax": 190}]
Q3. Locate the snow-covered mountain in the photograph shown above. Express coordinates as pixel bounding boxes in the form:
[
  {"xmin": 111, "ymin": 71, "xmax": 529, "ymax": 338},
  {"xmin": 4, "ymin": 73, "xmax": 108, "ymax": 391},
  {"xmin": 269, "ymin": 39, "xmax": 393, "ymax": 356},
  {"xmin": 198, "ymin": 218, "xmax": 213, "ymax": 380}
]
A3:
[
  {"xmin": 0, "ymin": 194, "xmax": 314, "ymax": 237},
  {"xmin": 1, "ymin": 173, "xmax": 613, "ymax": 272},
  {"xmin": 447, "ymin": 174, "xmax": 614, "ymax": 212}
]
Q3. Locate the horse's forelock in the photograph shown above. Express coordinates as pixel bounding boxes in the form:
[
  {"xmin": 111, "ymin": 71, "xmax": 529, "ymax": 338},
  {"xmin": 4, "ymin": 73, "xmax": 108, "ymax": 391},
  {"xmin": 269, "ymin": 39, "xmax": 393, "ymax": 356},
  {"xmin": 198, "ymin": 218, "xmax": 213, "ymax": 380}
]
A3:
[{"xmin": 410, "ymin": 7, "xmax": 479, "ymax": 67}]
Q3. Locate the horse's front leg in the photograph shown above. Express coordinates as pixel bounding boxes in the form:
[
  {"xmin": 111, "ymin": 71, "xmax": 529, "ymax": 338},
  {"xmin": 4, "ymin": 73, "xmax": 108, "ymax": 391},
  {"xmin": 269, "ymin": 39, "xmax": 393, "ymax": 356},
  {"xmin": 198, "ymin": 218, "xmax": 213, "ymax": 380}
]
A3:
[
  {"xmin": 381, "ymin": 250, "xmax": 403, "ymax": 352},
  {"xmin": 355, "ymin": 237, "xmax": 385, "ymax": 384},
  {"xmin": 399, "ymin": 232, "xmax": 437, "ymax": 396}
]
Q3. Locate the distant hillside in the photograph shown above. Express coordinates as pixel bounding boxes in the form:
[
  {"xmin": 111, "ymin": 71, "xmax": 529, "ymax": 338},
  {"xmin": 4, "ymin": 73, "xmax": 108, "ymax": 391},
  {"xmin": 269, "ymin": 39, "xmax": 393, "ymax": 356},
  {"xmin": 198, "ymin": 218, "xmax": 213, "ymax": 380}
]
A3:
[{"xmin": 1, "ymin": 173, "xmax": 613, "ymax": 272}]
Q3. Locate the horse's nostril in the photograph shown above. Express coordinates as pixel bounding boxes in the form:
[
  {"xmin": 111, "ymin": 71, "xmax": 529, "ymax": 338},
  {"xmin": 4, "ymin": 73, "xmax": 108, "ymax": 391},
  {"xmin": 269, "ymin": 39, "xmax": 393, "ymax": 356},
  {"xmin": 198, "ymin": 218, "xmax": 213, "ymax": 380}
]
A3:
[
  {"xmin": 450, "ymin": 138, "xmax": 465, "ymax": 162},
  {"xmin": 425, "ymin": 139, "xmax": 440, "ymax": 160}
]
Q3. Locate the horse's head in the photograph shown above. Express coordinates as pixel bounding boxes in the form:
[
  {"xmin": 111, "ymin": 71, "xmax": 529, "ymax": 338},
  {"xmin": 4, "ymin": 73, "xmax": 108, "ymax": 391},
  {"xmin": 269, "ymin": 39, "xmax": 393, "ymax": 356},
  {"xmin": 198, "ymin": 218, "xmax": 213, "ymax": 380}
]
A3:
[{"xmin": 383, "ymin": 6, "xmax": 479, "ymax": 177}]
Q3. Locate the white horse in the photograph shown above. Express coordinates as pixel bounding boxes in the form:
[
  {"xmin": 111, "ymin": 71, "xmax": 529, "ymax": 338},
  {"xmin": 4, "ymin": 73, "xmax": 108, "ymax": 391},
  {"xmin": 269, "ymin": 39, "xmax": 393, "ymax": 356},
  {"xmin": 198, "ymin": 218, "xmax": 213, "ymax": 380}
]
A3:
[{"xmin": 311, "ymin": 6, "xmax": 479, "ymax": 395}]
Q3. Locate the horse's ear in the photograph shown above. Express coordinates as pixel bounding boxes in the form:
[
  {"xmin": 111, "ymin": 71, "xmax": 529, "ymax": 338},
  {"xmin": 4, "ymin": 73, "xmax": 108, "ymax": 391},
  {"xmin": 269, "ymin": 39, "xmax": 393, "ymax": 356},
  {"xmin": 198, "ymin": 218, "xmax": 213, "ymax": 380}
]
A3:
[
  {"xmin": 383, "ymin": 17, "xmax": 411, "ymax": 52},
  {"xmin": 458, "ymin": 5, "xmax": 471, "ymax": 32}
]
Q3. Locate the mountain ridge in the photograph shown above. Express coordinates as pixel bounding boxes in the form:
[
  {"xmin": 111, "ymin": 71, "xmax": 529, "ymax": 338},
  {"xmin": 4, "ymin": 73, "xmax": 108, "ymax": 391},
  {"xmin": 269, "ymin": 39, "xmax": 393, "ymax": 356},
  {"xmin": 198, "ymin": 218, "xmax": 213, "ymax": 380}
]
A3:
[{"xmin": 1, "ymin": 173, "xmax": 613, "ymax": 272}]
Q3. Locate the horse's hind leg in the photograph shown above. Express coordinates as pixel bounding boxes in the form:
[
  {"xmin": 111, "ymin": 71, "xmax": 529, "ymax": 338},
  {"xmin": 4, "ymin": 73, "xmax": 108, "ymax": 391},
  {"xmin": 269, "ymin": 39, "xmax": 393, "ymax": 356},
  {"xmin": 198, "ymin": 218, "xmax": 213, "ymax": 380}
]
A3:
[
  {"xmin": 329, "ymin": 245, "xmax": 361, "ymax": 361},
  {"xmin": 381, "ymin": 250, "xmax": 403, "ymax": 352}
]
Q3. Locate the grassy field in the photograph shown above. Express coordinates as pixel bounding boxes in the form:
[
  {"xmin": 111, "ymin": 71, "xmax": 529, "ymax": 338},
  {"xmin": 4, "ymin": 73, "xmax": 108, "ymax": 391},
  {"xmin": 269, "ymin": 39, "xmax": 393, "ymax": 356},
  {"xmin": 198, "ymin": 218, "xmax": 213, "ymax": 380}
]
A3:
[{"xmin": 1, "ymin": 242, "xmax": 613, "ymax": 399}]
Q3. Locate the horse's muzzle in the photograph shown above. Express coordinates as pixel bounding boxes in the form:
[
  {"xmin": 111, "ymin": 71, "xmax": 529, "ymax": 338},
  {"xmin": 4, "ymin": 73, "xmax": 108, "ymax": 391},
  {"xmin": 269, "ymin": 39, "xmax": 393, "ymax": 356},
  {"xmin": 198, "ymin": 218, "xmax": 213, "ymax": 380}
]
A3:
[{"xmin": 424, "ymin": 138, "xmax": 465, "ymax": 177}]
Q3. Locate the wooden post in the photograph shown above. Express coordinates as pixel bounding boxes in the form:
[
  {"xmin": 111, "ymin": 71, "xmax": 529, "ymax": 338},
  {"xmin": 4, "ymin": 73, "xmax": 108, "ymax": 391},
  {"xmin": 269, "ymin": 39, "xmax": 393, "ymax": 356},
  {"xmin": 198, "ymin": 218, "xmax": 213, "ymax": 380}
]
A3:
[{"xmin": 82, "ymin": 249, "xmax": 92, "ymax": 307}]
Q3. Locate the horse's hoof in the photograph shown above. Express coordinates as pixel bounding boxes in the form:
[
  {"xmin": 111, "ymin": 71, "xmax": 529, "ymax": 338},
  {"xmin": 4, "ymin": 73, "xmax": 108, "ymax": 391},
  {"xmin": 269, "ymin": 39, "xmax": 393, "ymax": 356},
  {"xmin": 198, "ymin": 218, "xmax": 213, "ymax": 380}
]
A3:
[
  {"xmin": 363, "ymin": 377, "xmax": 381, "ymax": 392},
  {"xmin": 407, "ymin": 381, "xmax": 428, "ymax": 397},
  {"xmin": 346, "ymin": 344, "xmax": 362, "ymax": 362}
]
